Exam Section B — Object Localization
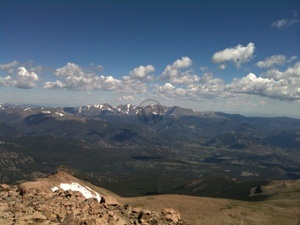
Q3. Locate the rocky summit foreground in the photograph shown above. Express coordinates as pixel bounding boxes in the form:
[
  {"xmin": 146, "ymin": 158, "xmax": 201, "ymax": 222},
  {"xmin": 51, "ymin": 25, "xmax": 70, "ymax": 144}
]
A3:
[
  {"xmin": 0, "ymin": 172, "xmax": 187, "ymax": 225},
  {"xmin": 1, "ymin": 171, "xmax": 300, "ymax": 225}
]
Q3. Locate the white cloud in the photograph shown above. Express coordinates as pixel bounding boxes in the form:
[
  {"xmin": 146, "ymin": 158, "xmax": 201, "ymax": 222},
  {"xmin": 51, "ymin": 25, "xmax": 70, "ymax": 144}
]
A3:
[
  {"xmin": 212, "ymin": 42, "xmax": 255, "ymax": 68},
  {"xmin": 89, "ymin": 63, "xmax": 104, "ymax": 71},
  {"xmin": 170, "ymin": 72, "xmax": 199, "ymax": 84},
  {"xmin": 15, "ymin": 67, "xmax": 39, "ymax": 89},
  {"xmin": 152, "ymin": 59, "xmax": 300, "ymax": 102},
  {"xmin": 43, "ymin": 80, "xmax": 65, "ymax": 89},
  {"xmin": 272, "ymin": 19, "xmax": 290, "ymax": 29},
  {"xmin": 159, "ymin": 57, "xmax": 198, "ymax": 84},
  {"xmin": 272, "ymin": 12, "xmax": 299, "ymax": 29},
  {"xmin": 153, "ymin": 73, "xmax": 225, "ymax": 99},
  {"xmin": 44, "ymin": 62, "xmax": 147, "ymax": 93},
  {"xmin": 284, "ymin": 61, "xmax": 300, "ymax": 77},
  {"xmin": 219, "ymin": 64, "xmax": 226, "ymax": 70},
  {"xmin": 261, "ymin": 61, "xmax": 300, "ymax": 80},
  {"xmin": 227, "ymin": 72, "xmax": 300, "ymax": 101},
  {"xmin": 0, "ymin": 76, "xmax": 13, "ymax": 87},
  {"xmin": 129, "ymin": 65, "xmax": 155, "ymax": 79},
  {"xmin": 186, "ymin": 73, "xmax": 226, "ymax": 98},
  {"xmin": 54, "ymin": 62, "xmax": 86, "ymax": 78},
  {"xmin": 153, "ymin": 83, "xmax": 174, "ymax": 93},
  {"xmin": 161, "ymin": 83, "xmax": 175, "ymax": 91},
  {"xmin": 0, "ymin": 60, "xmax": 18, "ymax": 74},
  {"xmin": 99, "ymin": 75, "xmax": 121, "ymax": 91},
  {"xmin": 0, "ymin": 67, "xmax": 39, "ymax": 89},
  {"xmin": 256, "ymin": 55, "xmax": 287, "ymax": 68},
  {"xmin": 174, "ymin": 88, "xmax": 187, "ymax": 96},
  {"xmin": 120, "ymin": 76, "xmax": 147, "ymax": 93},
  {"xmin": 0, "ymin": 60, "xmax": 18, "ymax": 71},
  {"xmin": 160, "ymin": 56, "xmax": 193, "ymax": 79},
  {"xmin": 153, "ymin": 83, "xmax": 191, "ymax": 99}
]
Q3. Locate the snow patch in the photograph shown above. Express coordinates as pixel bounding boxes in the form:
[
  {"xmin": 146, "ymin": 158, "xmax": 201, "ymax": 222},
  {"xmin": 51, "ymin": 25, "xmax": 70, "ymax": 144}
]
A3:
[
  {"xmin": 93, "ymin": 104, "xmax": 103, "ymax": 109},
  {"xmin": 55, "ymin": 112, "xmax": 64, "ymax": 117},
  {"xmin": 52, "ymin": 182, "xmax": 101, "ymax": 202},
  {"xmin": 51, "ymin": 186, "xmax": 59, "ymax": 192},
  {"xmin": 23, "ymin": 107, "xmax": 32, "ymax": 112},
  {"xmin": 42, "ymin": 111, "xmax": 51, "ymax": 114}
]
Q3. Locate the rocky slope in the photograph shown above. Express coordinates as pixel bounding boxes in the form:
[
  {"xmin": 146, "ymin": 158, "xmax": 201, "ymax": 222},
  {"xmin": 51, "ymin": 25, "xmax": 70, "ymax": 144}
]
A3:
[
  {"xmin": 0, "ymin": 171, "xmax": 186, "ymax": 225},
  {"xmin": 1, "ymin": 171, "xmax": 300, "ymax": 225}
]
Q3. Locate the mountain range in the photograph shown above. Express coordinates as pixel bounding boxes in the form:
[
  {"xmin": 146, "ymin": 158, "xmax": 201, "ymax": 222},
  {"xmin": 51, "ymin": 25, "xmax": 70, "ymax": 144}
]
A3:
[{"xmin": 0, "ymin": 102, "xmax": 299, "ymax": 201}]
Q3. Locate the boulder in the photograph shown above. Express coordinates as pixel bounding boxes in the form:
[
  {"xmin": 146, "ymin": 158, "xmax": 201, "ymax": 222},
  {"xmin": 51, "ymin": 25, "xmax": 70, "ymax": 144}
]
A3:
[
  {"xmin": 32, "ymin": 211, "xmax": 46, "ymax": 221},
  {"xmin": 138, "ymin": 209, "xmax": 152, "ymax": 221},
  {"xmin": 161, "ymin": 207, "xmax": 181, "ymax": 223},
  {"xmin": 0, "ymin": 184, "xmax": 10, "ymax": 191},
  {"xmin": 19, "ymin": 181, "xmax": 51, "ymax": 196},
  {"xmin": 100, "ymin": 195, "xmax": 119, "ymax": 206}
]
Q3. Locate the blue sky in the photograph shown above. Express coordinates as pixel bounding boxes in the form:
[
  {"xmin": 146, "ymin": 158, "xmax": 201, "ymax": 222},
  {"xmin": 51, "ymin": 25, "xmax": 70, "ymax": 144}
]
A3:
[{"xmin": 0, "ymin": 0, "xmax": 300, "ymax": 117}]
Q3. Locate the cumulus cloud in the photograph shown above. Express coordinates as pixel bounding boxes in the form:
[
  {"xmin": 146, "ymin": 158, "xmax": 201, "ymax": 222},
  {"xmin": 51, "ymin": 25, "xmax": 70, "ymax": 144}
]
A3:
[
  {"xmin": 160, "ymin": 56, "xmax": 192, "ymax": 78},
  {"xmin": 153, "ymin": 83, "xmax": 186, "ymax": 98},
  {"xmin": 44, "ymin": 62, "xmax": 146, "ymax": 93},
  {"xmin": 261, "ymin": 61, "xmax": 300, "ymax": 80},
  {"xmin": 153, "ymin": 73, "xmax": 226, "ymax": 99},
  {"xmin": 43, "ymin": 80, "xmax": 65, "ymax": 89},
  {"xmin": 152, "ymin": 58, "xmax": 300, "ymax": 102},
  {"xmin": 120, "ymin": 76, "xmax": 147, "ymax": 93},
  {"xmin": 0, "ymin": 76, "xmax": 13, "ymax": 87},
  {"xmin": 129, "ymin": 65, "xmax": 155, "ymax": 79},
  {"xmin": 185, "ymin": 73, "xmax": 226, "ymax": 98},
  {"xmin": 159, "ymin": 57, "xmax": 198, "ymax": 84},
  {"xmin": 212, "ymin": 42, "xmax": 255, "ymax": 68},
  {"xmin": 227, "ymin": 72, "xmax": 300, "ymax": 101},
  {"xmin": 0, "ymin": 67, "xmax": 39, "ymax": 89},
  {"xmin": 54, "ymin": 62, "xmax": 86, "ymax": 78},
  {"xmin": 256, "ymin": 55, "xmax": 287, "ymax": 68},
  {"xmin": 170, "ymin": 71, "xmax": 199, "ymax": 84},
  {"xmin": 154, "ymin": 83, "xmax": 175, "ymax": 92},
  {"xmin": 44, "ymin": 62, "xmax": 117, "ymax": 90},
  {"xmin": 0, "ymin": 60, "xmax": 18, "ymax": 74},
  {"xmin": 174, "ymin": 88, "xmax": 187, "ymax": 96},
  {"xmin": 88, "ymin": 63, "xmax": 104, "ymax": 71},
  {"xmin": 0, "ymin": 60, "xmax": 18, "ymax": 70}
]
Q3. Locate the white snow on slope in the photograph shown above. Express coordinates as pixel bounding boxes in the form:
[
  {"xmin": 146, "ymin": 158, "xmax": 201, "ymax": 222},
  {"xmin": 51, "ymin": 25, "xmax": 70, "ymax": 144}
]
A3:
[
  {"xmin": 23, "ymin": 107, "xmax": 32, "ymax": 112},
  {"xmin": 51, "ymin": 186, "xmax": 59, "ymax": 192},
  {"xmin": 51, "ymin": 182, "xmax": 101, "ymax": 202},
  {"xmin": 54, "ymin": 112, "xmax": 64, "ymax": 117},
  {"xmin": 42, "ymin": 111, "xmax": 51, "ymax": 114}
]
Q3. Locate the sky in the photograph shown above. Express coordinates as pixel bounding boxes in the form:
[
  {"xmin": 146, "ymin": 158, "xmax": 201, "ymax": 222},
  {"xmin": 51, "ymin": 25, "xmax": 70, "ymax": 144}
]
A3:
[{"xmin": 0, "ymin": 0, "xmax": 300, "ymax": 118}]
